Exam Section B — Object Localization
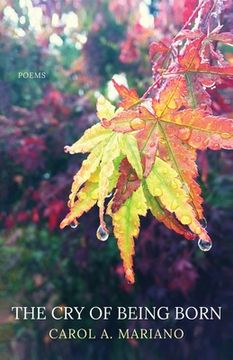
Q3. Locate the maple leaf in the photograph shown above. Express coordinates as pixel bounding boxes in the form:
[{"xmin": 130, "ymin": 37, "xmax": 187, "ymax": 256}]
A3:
[
  {"xmin": 61, "ymin": 84, "xmax": 233, "ymax": 282},
  {"xmin": 67, "ymin": 141, "xmax": 106, "ymax": 207},
  {"xmin": 61, "ymin": 1, "xmax": 233, "ymax": 283},
  {"xmin": 60, "ymin": 169, "xmax": 100, "ymax": 229},
  {"xmin": 183, "ymin": 0, "xmax": 198, "ymax": 22},
  {"xmin": 110, "ymin": 186, "xmax": 147, "ymax": 284},
  {"xmin": 111, "ymin": 158, "xmax": 140, "ymax": 213},
  {"xmin": 97, "ymin": 134, "xmax": 121, "ymax": 232},
  {"xmin": 209, "ymin": 32, "xmax": 233, "ymax": 45},
  {"xmin": 179, "ymin": 38, "xmax": 233, "ymax": 77},
  {"xmin": 149, "ymin": 41, "xmax": 169, "ymax": 61},
  {"xmin": 64, "ymin": 123, "xmax": 113, "ymax": 154},
  {"xmin": 112, "ymin": 79, "xmax": 140, "ymax": 109},
  {"xmin": 145, "ymin": 158, "xmax": 210, "ymax": 241},
  {"xmin": 144, "ymin": 186, "xmax": 196, "ymax": 241}
]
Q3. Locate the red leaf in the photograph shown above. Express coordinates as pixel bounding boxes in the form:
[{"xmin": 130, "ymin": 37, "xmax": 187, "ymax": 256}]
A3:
[
  {"xmin": 112, "ymin": 79, "xmax": 140, "ymax": 109},
  {"xmin": 149, "ymin": 41, "xmax": 169, "ymax": 61},
  {"xmin": 119, "ymin": 38, "xmax": 140, "ymax": 64},
  {"xmin": 178, "ymin": 38, "xmax": 233, "ymax": 77},
  {"xmin": 178, "ymin": 38, "xmax": 203, "ymax": 71},
  {"xmin": 176, "ymin": 29, "xmax": 203, "ymax": 41},
  {"xmin": 197, "ymin": 64, "xmax": 233, "ymax": 77},
  {"xmin": 136, "ymin": 122, "xmax": 159, "ymax": 177},
  {"xmin": 183, "ymin": 0, "xmax": 199, "ymax": 22},
  {"xmin": 111, "ymin": 159, "xmax": 140, "ymax": 213},
  {"xmin": 210, "ymin": 32, "xmax": 233, "ymax": 45},
  {"xmin": 103, "ymin": 106, "xmax": 155, "ymax": 133}
]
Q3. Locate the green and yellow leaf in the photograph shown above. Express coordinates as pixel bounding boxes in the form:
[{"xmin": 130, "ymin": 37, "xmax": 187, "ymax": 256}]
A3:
[
  {"xmin": 96, "ymin": 95, "xmax": 116, "ymax": 120},
  {"xmin": 144, "ymin": 183, "xmax": 195, "ymax": 240},
  {"xmin": 119, "ymin": 134, "xmax": 143, "ymax": 179},
  {"xmin": 146, "ymin": 158, "xmax": 210, "ymax": 241},
  {"xmin": 112, "ymin": 186, "xmax": 147, "ymax": 284},
  {"xmin": 60, "ymin": 170, "xmax": 100, "ymax": 229},
  {"xmin": 65, "ymin": 123, "xmax": 112, "ymax": 154},
  {"xmin": 68, "ymin": 141, "xmax": 105, "ymax": 207},
  {"xmin": 98, "ymin": 134, "xmax": 121, "ymax": 230}
]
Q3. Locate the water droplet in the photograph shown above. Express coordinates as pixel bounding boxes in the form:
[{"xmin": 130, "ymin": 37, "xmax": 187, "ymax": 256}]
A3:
[
  {"xmin": 171, "ymin": 200, "xmax": 178, "ymax": 210},
  {"xmin": 79, "ymin": 192, "xmax": 87, "ymax": 200},
  {"xmin": 198, "ymin": 238, "xmax": 212, "ymax": 252},
  {"xmin": 43, "ymin": 172, "xmax": 50, "ymax": 179},
  {"xmin": 91, "ymin": 189, "xmax": 99, "ymax": 200},
  {"xmin": 194, "ymin": 226, "xmax": 202, "ymax": 235},
  {"xmin": 211, "ymin": 142, "xmax": 220, "ymax": 150},
  {"xmin": 180, "ymin": 215, "xmax": 192, "ymax": 225},
  {"xmin": 106, "ymin": 192, "xmax": 113, "ymax": 198},
  {"xmin": 203, "ymin": 80, "xmax": 216, "ymax": 89},
  {"xmin": 160, "ymin": 168, "xmax": 168, "ymax": 175},
  {"xmin": 70, "ymin": 220, "xmax": 78, "ymax": 229},
  {"xmin": 178, "ymin": 128, "xmax": 191, "ymax": 141},
  {"xmin": 130, "ymin": 118, "xmax": 145, "ymax": 130},
  {"xmin": 64, "ymin": 145, "xmax": 71, "ymax": 153},
  {"xmin": 200, "ymin": 217, "xmax": 207, "ymax": 229},
  {"xmin": 194, "ymin": 135, "xmax": 201, "ymax": 143},
  {"xmin": 153, "ymin": 187, "xmax": 163, "ymax": 196},
  {"xmin": 221, "ymin": 133, "xmax": 231, "ymax": 140},
  {"xmin": 170, "ymin": 179, "xmax": 178, "ymax": 189},
  {"xmin": 96, "ymin": 225, "xmax": 109, "ymax": 241}
]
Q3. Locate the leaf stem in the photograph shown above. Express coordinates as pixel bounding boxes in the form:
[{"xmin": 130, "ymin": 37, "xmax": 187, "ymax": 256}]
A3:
[{"xmin": 185, "ymin": 73, "xmax": 197, "ymax": 108}]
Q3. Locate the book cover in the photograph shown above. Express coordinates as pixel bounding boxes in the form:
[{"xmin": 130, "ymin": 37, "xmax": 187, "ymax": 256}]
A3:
[{"xmin": 0, "ymin": 1, "xmax": 233, "ymax": 359}]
